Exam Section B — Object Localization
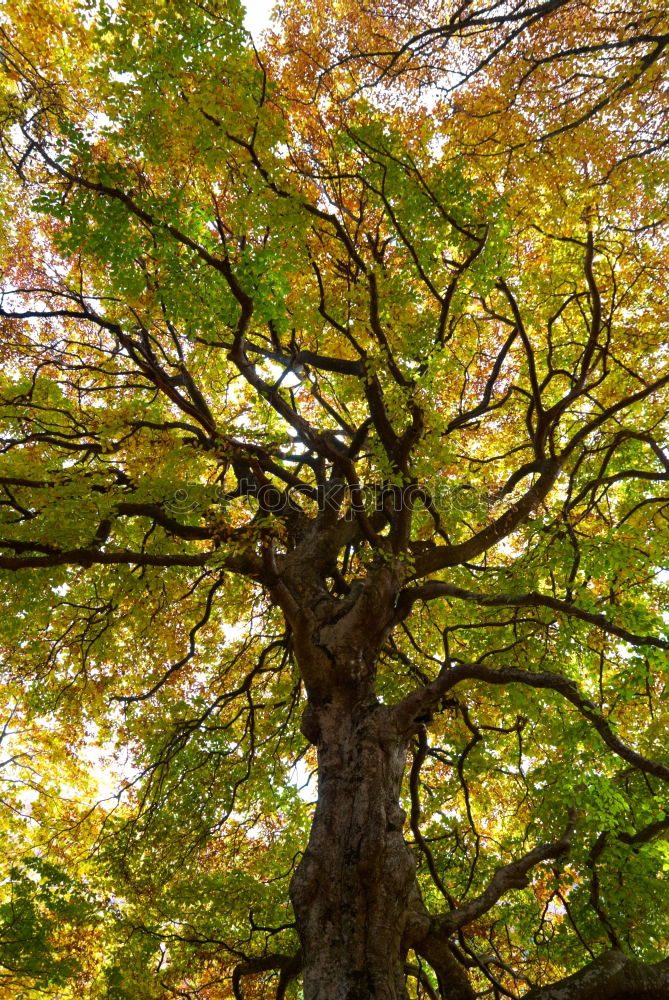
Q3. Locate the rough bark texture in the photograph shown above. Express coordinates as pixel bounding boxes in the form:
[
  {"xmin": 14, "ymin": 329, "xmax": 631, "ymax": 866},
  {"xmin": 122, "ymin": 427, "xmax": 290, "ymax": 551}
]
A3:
[
  {"xmin": 413, "ymin": 932, "xmax": 476, "ymax": 1000},
  {"xmin": 290, "ymin": 688, "xmax": 416, "ymax": 1000},
  {"xmin": 524, "ymin": 950, "xmax": 669, "ymax": 1000}
]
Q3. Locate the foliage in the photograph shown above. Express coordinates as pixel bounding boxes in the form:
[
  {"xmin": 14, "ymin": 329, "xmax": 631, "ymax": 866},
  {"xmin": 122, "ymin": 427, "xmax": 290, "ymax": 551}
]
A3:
[{"xmin": 0, "ymin": 0, "xmax": 669, "ymax": 997}]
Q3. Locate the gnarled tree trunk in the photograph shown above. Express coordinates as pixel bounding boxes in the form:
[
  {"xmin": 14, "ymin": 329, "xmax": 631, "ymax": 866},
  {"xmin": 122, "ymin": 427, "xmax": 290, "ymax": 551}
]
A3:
[
  {"xmin": 282, "ymin": 562, "xmax": 474, "ymax": 999},
  {"xmin": 290, "ymin": 685, "xmax": 416, "ymax": 1000}
]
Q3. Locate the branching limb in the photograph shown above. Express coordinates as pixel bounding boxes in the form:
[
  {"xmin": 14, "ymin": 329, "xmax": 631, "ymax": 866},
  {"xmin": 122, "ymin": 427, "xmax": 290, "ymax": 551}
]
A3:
[
  {"xmin": 412, "ymin": 460, "xmax": 562, "ymax": 576},
  {"xmin": 396, "ymin": 582, "xmax": 669, "ymax": 650},
  {"xmin": 413, "ymin": 933, "xmax": 476, "ymax": 1000},
  {"xmin": 432, "ymin": 810, "xmax": 576, "ymax": 934},
  {"xmin": 231, "ymin": 951, "xmax": 301, "ymax": 1000},
  {"xmin": 523, "ymin": 949, "xmax": 669, "ymax": 1000},
  {"xmin": 393, "ymin": 662, "xmax": 669, "ymax": 783}
]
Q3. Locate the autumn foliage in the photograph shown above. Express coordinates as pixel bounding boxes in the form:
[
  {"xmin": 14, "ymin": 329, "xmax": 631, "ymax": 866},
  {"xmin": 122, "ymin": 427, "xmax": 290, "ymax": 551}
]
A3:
[{"xmin": 0, "ymin": 0, "xmax": 669, "ymax": 998}]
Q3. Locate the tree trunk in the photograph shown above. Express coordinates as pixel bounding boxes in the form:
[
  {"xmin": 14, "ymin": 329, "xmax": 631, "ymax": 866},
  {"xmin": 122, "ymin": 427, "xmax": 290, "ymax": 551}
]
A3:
[{"xmin": 290, "ymin": 688, "xmax": 417, "ymax": 1000}]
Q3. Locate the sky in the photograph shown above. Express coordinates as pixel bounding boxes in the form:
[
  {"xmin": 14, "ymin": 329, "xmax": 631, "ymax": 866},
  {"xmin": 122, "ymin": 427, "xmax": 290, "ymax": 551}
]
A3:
[{"xmin": 243, "ymin": 0, "xmax": 277, "ymax": 40}]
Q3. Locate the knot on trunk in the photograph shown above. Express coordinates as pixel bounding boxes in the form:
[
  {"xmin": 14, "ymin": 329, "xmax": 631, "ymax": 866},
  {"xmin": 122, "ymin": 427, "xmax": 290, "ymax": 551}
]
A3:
[{"xmin": 300, "ymin": 703, "xmax": 321, "ymax": 745}]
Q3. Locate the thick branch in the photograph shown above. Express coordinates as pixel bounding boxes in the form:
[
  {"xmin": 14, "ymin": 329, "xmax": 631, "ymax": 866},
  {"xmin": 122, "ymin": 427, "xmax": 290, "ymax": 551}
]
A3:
[
  {"xmin": 524, "ymin": 949, "xmax": 669, "ymax": 1000},
  {"xmin": 397, "ymin": 582, "xmax": 669, "ymax": 650},
  {"xmin": 414, "ymin": 934, "xmax": 476, "ymax": 1000},
  {"xmin": 393, "ymin": 662, "xmax": 669, "ymax": 783},
  {"xmin": 232, "ymin": 951, "xmax": 301, "ymax": 1000},
  {"xmin": 0, "ymin": 545, "xmax": 261, "ymax": 576},
  {"xmin": 433, "ymin": 812, "xmax": 576, "ymax": 933},
  {"xmin": 413, "ymin": 461, "xmax": 561, "ymax": 576}
]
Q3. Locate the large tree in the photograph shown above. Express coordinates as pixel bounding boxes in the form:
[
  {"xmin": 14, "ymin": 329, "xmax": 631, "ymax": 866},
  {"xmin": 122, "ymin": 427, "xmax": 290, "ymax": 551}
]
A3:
[{"xmin": 1, "ymin": 0, "xmax": 669, "ymax": 997}]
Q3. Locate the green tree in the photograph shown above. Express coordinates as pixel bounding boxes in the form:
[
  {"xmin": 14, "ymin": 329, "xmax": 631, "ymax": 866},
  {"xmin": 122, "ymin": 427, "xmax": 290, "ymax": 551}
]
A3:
[{"xmin": 0, "ymin": 0, "xmax": 669, "ymax": 997}]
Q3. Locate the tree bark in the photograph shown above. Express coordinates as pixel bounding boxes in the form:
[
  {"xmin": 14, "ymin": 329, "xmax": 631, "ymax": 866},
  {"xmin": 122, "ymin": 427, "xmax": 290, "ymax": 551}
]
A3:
[
  {"xmin": 524, "ymin": 950, "xmax": 669, "ymax": 1000},
  {"xmin": 290, "ymin": 687, "xmax": 417, "ymax": 1000}
]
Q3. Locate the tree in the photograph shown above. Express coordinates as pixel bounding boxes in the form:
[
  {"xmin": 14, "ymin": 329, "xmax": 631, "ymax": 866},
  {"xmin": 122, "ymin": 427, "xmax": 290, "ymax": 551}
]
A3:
[{"xmin": 0, "ymin": 0, "xmax": 669, "ymax": 996}]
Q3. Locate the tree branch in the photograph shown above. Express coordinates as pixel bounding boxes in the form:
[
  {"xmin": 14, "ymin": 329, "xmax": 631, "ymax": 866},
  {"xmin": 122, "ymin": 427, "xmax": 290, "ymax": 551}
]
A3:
[
  {"xmin": 433, "ymin": 811, "xmax": 576, "ymax": 933},
  {"xmin": 397, "ymin": 582, "xmax": 669, "ymax": 650},
  {"xmin": 524, "ymin": 949, "xmax": 669, "ymax": 1000},
  {"xmin": 393, "ymin": 662, "xmax": 669, "ymax": 783}
]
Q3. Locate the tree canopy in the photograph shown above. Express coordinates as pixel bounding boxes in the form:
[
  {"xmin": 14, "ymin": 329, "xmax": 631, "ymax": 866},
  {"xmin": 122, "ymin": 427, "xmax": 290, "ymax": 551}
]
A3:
[{"xmin": 1, "ymin": 0, "xmax": 669, "ymax": 997}]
